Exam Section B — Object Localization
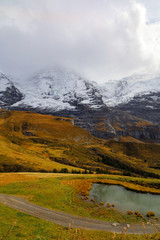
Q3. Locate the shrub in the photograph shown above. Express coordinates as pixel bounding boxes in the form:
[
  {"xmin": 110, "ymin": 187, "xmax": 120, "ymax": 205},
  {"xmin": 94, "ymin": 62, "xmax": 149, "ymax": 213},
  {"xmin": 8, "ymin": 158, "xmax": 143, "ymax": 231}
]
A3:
[
  {"xmin": 96, "ymin": 168, "xmax": 109, "ymax": 174},
  {"xmin": 82, "ymin": 169, "xmax": 89, "ymax": 174},
  {"xmin": 147, "ymin": 212, "xmax": 155, "ymax": 218},
  {"xmin": 71, "ymin": 169, "xmax": 81, "ymax": 174},
  {"xmin": 107, "ymin": 203, "xmax": 111, "ymax": 208},
  {"xmin": 90, "ymin": 198, "xmax": 95, "ymax": 203},
  {"xmin": 135, "ymin": 211, "xmax": 143, "ymax": 218},
  {"xmin": 60, "ymin": 168, "xmax": 69, "ymax": 173},
  {"xmin": 99, "ymin": 202, "xmax": 104, "ymax": 205},
  {"xmin": 127, "ymin": 210, "xmax": 133, "ymax": 215}
]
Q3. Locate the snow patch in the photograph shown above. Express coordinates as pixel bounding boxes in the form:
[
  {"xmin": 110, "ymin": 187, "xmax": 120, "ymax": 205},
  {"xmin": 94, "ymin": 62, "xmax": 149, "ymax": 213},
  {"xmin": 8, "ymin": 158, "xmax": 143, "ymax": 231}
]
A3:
[{"xmin": 99, "ymin": 74, "xmax": 160, "ymax": 106}]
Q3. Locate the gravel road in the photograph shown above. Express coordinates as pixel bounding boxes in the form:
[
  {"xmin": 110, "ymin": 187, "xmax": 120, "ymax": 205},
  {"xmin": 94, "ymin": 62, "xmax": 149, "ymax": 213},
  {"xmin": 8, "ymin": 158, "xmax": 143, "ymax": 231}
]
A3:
[{"xmin": 0, "ymin": 193, "xmax": 159, "ymax": 235}]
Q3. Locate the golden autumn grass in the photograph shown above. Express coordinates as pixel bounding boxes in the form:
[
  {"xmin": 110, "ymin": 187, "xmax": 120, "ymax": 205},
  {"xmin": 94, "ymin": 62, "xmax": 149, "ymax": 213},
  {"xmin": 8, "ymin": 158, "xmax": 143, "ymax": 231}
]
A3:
[
  {"xmin": 0, "ymin": 109, "xmax": 101, "ymax": 172},
  {"xmin": 120, "ymin": 136, "xmax": 143, "ymax": 143},
  {"xmin": 0, "ymin": 172, "xmax": 76, "ymax": 185},
  {"xmin": 0, "ymin": 109, "xmax": 160, "ymax": 177},
  {"xmin": 62, "ymin": 174, "xmax": 160, "ymax": 198},
  {"xmin": 0, "ymin": 109, "xmax": 160, "ymax": 179},
  {"xmin": 1, "ymin": 172, "xmax": 160, "ymax": 195}
]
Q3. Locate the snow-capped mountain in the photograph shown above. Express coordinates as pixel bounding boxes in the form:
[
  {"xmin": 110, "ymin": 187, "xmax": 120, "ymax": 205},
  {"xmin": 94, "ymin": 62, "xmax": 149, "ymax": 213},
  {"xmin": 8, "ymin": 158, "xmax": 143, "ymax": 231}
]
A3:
[
  {"xmin": 0, "ymin": 68, "xmax": 160, "ymax": 141},
  {"xmin": 13, "ymin": 67, "xmax": 103, "ymax": 111},
  {"xmin": 100, "ymin": 74, "xmax": 160, "ymax": 107},
  {"xmin": 0, "ymin": 72, "xmax": 23, "ymax": 107},
  {"xmin": 2, "ymin": 68, "xmax": 160, "ymax": 112},
  {"xmin": 98, "ymin": 73, "xmax": 160, "ymax": 125}
]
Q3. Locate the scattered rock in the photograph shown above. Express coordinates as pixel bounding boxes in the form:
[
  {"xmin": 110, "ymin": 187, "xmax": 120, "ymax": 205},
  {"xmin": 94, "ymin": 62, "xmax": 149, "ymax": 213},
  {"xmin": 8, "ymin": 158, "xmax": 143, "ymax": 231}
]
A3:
[
  {"xmin": 112, "ymin": 223, "xmax": 119, "ymax": 227},
  {"xmin": 127, "ymin": 224, "xmax": 130, "ymax": 228}
]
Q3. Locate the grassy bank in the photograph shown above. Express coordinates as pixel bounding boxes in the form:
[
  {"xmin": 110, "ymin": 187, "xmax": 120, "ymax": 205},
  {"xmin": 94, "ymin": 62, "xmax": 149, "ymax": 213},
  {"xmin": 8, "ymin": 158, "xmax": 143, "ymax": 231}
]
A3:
[{"xmin": 0, "ymin": 173, "xmax": 160, "ymax": 223}]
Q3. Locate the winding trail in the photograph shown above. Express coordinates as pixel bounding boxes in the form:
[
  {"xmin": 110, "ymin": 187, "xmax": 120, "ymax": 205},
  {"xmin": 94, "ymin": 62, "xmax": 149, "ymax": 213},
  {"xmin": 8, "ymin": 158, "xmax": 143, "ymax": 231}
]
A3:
[{"xmin": 0, "ymin": 193, "xmax": 159, "ymax": 235}]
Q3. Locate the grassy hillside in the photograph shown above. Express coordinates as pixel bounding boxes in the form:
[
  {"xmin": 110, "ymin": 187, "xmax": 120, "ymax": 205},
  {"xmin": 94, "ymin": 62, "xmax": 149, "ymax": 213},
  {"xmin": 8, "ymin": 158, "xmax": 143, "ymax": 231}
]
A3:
[
  {"xmin": 0, "ymin": 109, "xmax": 159, "ymax": 177},
  {"xmin": 0, "ymin": 109, "xmax": 107, "ymax": 172}
]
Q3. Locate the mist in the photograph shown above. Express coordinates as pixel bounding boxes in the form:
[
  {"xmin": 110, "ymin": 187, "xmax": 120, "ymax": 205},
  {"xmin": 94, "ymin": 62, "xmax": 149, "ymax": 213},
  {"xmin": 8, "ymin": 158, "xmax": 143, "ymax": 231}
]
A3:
[{"xmin": 0, "ymin": 0, "xmax": 160, "ymax": 83}]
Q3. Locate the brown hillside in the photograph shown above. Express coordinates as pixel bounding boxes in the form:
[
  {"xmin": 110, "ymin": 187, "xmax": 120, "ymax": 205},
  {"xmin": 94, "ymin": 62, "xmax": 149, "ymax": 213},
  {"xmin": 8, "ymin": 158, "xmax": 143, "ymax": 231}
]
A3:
[{"xmin": 0, "ymin": 110, "xmax": 159, "ymax": 178}]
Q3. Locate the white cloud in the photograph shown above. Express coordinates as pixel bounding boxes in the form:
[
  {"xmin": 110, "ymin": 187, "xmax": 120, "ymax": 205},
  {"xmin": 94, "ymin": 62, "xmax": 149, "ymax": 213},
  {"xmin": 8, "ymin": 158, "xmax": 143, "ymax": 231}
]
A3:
[{"xmin": 0, "ymin": 0, "xmax": 160, "ymax": 83}]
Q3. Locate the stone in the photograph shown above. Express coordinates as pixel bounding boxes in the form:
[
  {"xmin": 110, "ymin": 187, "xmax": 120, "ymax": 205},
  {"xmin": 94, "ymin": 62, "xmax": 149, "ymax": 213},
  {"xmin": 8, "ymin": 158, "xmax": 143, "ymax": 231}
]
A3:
[{"xmin": 112, "ymin": 223, "xmax": 119, "ymax": 227}]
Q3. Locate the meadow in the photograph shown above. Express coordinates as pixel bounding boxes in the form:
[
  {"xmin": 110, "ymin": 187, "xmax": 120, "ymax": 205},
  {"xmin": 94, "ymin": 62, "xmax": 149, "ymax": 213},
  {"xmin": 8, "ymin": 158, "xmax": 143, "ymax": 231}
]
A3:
[{"xmin": 0, "ymin": 173, "xmax": 160, "ymax": 239}]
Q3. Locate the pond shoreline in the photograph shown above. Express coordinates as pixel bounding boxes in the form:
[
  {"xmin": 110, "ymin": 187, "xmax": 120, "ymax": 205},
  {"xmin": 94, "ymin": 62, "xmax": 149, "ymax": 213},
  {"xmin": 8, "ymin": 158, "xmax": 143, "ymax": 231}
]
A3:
[
  {"xmin": 93, "ymin": 181, "xmax": 160, "ymax": 195},
  {"xmin": 89, "ymin": 183, "xmax": 160, "ymax": 217}
]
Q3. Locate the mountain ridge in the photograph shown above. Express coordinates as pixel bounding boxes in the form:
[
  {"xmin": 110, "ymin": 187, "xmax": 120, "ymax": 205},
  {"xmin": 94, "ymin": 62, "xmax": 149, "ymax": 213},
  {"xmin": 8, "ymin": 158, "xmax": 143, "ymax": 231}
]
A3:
[{"xmin": 0, "ymin": 68, "xmax": 160, "ymax": 142}]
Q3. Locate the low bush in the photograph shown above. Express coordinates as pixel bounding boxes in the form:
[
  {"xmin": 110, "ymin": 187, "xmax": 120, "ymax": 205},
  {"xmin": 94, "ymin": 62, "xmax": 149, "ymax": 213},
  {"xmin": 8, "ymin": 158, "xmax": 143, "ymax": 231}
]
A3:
[
  {"xmin": 127, "ymin": 210, "xmax": 133, "ymax": 215},
  {"xmin": 147, "ymin": 211, "xmax": 155, "ymax": 218},
  {"xmin": 135, "ymin": 211, "xmax": 143, "ymax": 218}
]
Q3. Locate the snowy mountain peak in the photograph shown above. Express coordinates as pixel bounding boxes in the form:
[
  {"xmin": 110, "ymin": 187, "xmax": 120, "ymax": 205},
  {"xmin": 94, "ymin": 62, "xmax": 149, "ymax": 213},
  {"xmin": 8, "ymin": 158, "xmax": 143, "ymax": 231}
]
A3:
[
  {"xmin": 0, "ymin": 72, "xmax": 12, "ymax": 91},
  {"xmin": 14, "ymin": 67, "xmax": 104, "ymax": 111},
  {"xmin": 0, "ymin": 69, "xmax": 160, "ymax": 141},
  {"xmin": 100, "ymin": 74, "xmax": 160, "ymax": 106},
  {"xmin": 0, "ymin": 72, "xmax": 23, "ymax": 107},
  {"xmin": 0, "ymin": 68, "xmax": 160, "ymax": 113}
]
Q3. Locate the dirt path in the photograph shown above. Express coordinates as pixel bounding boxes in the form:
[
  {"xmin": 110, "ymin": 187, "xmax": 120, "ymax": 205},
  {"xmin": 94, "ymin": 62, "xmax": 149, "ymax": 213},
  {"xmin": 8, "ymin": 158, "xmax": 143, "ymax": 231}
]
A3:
[{"xmin": 0, "ymin": 193, "xmax": 159, "ymax": 235}]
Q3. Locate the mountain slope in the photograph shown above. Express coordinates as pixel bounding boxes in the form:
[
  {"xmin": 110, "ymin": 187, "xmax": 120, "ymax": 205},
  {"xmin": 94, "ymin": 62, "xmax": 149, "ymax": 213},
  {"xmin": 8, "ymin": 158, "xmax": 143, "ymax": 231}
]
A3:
[
  {"xmin": 100, "ymin": 74, "xmax": 160, "ymax": 107},
  {"xmin": 0, "ymin": 109, "xmax": 108, "ymax": 172},
  {"xmin": 0, "ymin": 69, "xmax": 159, "ymax": 142},
  {"xmin": 98, "ymin": 74, "xmax": 160, "ymax": 137},
  {"xmin": 99, "ymin": 74, "xmax": 160, "ymax": 123},
  {"xmin": 0, "ymin": 110, "xmax": 160, "ymax": 178}
]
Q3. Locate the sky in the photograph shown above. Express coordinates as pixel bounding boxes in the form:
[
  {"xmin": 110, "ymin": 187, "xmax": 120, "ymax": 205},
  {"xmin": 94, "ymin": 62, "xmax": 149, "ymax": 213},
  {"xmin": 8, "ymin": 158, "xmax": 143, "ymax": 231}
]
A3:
[{"xmin": 0, "ymin": 0, "xmax": 160, "ymax": 83}]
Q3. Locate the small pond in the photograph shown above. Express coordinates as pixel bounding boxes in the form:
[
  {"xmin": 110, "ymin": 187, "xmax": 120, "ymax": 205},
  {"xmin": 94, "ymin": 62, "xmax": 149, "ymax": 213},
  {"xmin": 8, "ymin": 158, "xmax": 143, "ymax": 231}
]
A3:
[{"xmin": 89, "ymin": 183, "xmax": 160, "ymax": 216}]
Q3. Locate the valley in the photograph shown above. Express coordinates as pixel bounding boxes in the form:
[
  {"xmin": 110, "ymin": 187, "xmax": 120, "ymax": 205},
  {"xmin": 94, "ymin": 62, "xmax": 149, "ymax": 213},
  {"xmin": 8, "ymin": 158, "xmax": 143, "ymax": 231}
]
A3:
[
  {"xmin": 0, "ymin": 69, "xmax": 159, "ymax": 239},
  {"xmin": 1, "ymin": 0, "xmax": 160, "ymax": 238}
]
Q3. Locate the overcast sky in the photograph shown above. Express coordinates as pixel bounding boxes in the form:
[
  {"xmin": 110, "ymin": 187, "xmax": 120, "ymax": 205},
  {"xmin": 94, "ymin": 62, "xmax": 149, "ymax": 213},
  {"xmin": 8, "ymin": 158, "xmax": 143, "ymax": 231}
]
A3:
[{"xmin": 0, "ymin": 0, "xmax": 160, "ymax": 83}]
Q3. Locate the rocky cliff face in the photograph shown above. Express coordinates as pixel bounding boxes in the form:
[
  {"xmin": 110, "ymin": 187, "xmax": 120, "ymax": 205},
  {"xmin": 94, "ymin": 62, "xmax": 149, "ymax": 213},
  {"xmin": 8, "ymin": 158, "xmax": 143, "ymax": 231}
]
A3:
[
  {"xmin": 0, "ymin": 73, "xmax": 23, "ymax": 107},
  {"xmin": 115, "ymin": 92, "xmax": 160, "ymax": 125}
]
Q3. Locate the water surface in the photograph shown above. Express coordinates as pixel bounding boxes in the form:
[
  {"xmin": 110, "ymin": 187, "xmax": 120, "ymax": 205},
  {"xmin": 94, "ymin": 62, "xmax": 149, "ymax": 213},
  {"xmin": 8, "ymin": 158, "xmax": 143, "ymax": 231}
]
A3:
[{"xmin": 89, "ymin": 183, "xmax": 160, "ymax": 216}]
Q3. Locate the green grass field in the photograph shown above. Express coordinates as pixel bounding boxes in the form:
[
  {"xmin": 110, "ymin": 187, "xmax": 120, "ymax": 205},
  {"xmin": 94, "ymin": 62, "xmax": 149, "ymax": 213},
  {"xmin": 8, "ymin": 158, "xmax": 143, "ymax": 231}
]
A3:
[
  {"xmin": 0, "ymin": 173, "xmax": 160, "ymax": 223},
  {"xmin": 0, "ymin": 173, "xmax": 160, "ymax": 239},
  {"xmin": 1, "ymin": 203, "xmax": 155, "ymax": 240}
]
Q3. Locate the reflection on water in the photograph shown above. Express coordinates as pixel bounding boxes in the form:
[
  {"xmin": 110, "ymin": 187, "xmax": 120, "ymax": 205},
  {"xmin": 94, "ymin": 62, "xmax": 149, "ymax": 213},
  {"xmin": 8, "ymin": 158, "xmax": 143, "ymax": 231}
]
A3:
[{"xmin": 89, "ymin": 183, "xmax": 160, "ymax": 215}]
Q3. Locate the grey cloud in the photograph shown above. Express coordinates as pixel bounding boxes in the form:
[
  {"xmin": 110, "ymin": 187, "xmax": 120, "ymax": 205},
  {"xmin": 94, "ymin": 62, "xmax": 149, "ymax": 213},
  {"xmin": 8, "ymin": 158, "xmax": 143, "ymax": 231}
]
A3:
[{"xmin": 0, "ymin": 0, "xmax": 160, "ymax": 83}]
